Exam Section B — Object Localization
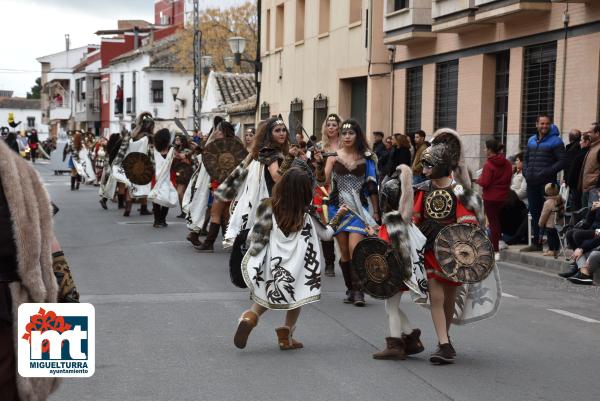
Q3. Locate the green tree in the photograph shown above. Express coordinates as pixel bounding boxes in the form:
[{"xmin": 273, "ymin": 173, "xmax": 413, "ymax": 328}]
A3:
[
  {"xmin": 26, "ymin": 77, "xmax": 42, "ymax": 99},
  {"xmin": 173, "ymin": 1, "xmax": 258, "ymax": 77}
]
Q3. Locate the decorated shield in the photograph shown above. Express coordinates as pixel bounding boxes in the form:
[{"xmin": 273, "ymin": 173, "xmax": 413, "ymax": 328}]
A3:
[
  {"xmin": 122, "ymin": 152, "xmax": 153, "ymax": 185},
  {"xmin": 352, "ymin": 237, "xmax": 408, "ymax": 300},
  {"xmin": 434, "ymin": 223, "xmax": 494, "ymax": 284},
  {"xmin": 203, "ymin": 137, "xmax": 248, "ymax": 182},
  {"xmin": 174, "ymin": 163, "xmax": 194, "ymax": 185}
]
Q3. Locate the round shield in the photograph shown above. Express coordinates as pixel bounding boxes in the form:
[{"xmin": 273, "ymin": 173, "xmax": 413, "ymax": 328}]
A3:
[
  {"xmin": 122, "ymin": 152, "xmax": 153, "ymax": 185},
  {"xmin": 174, "ymin": 163, "xmax": 194, "ymax": 185},
  {"xmin": 434, "ymin": 223, "xmax": 494, "ymax": 284},
  {"xmin": 203, "ymin": 137, "xmax": 248, "ymax": 182},
  {"xmin": 352, "ymin": 237, "xmax": 407, "ymax": 300}
]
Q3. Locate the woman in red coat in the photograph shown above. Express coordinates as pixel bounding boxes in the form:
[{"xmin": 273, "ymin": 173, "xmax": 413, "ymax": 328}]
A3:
[{"xmin": 477, "ymin": 139, "xmax": 513, "ymax": 252}]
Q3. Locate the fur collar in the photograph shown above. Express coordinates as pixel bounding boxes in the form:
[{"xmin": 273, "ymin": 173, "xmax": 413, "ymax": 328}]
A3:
[{"xmin": 0, "ymin": 140, "xmax": 59, "ymax": 400}]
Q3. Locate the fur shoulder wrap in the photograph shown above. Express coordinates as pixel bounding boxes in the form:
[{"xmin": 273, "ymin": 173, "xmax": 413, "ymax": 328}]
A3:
[
  {"xmin": 248, "ymin": 198, "xmax": 273, "ymax": 256},
  {"xmin": 214, "ymin": 160, "xmax": 250, "ymax": 202}
]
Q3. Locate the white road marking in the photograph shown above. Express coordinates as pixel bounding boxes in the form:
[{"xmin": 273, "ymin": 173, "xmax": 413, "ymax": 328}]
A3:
[
  {"xmin": 499, "ymin": 261, "xmax": 560, "ymax": 278},
  {"xmin": 116, "ymin": 221, "xmax": 187, "ymax": 225},
  {"xmin": 149, "ymin": 241, "xmax": 189, "ymax": 245},
  {"xmin": 547, "ymin": 309, "xmax": 600, "ymax": 323},
  {"xmin": 502, "ymin": 292, "xmax": 519, "ymax": 299}
]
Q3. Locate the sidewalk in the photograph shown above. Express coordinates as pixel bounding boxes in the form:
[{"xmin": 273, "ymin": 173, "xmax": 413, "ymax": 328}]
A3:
[{"xmin": 500, "ymin": 245, "xmax": 571, "ymax": 275}]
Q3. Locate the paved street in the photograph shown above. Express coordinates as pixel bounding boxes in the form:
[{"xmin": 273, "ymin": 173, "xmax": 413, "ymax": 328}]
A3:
[{"xmin": 36, "ymin": 162, "xmax": 600, "ymax": 401}]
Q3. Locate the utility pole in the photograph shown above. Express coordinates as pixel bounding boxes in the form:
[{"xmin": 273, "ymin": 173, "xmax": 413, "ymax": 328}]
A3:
[{"xmin": 193, "ymin": 0, "xmax": 201, "ymax": 131}]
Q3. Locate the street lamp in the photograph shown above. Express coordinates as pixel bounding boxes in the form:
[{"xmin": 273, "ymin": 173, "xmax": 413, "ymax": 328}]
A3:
[
  {"xmin": 224, "ymin": 56, "xmax": 234, "ymax": 73},
  {"xmin": 228, "ymin": 36, "xmax": 246, "ymax": 65},
  {"xmin": 170, "ymin": 86, "xmax": 186, "ymax": 106},
  {"xmin": 201, "ymin": 55, "xmax": 213, "ymax": 76}
]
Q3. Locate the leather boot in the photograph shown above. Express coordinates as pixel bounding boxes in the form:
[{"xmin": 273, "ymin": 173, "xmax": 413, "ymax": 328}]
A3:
[
  {"xmin": 75, "ymin": 175, "xmax": 80, "ymax": 190},
  {"xmin": 373, "ymin": 337, "xmax": 406, "ymax": 360},
  {"xmin": 350, "ymin": 267, "xmax": 365, "ymax": 307},
  {"xmin": 99, "ymin": 198, "xmax": 108, "ymax": 210},
  {"xmin": 140, "ymin": 203, "xmax": 152, "ymax": 216},
  {"xmin": 160, "ymin": 207, "xmax": 169, "ymax": 227},
  {"xmin": 322, "ymin": 241, "xmax": 335, "ymax": 277},
  {"xmin": 194, "ymin": 222, "xmax": 220, "ymax": 252},
  {"xmin": 401, "ymin": 329, "xmax": 425, "ymax": 355},
  {"xmin": 187, "ymin": 231, "xmax": 202, "ymax": 247},
  {"xmin": 70, "ymin": 176, "xmax": 76, "ymax": 191},
  {"xmin": 275, "ymin": 326, "xmax": 303, "ymax": 350},
  {"xmin": 117, "ymin": 194, "xmax": 125, "ymax": 209},
  {"xmin": 123, "ymin": 200, "xmax": 132, "ymax": 217},
  {"xmin": 234, "ymin": 310, "xmax": 259, "ymax": 349},
  {"xmin": 339, "ymin": 260, "xmax": 353, "ymax": 304}
]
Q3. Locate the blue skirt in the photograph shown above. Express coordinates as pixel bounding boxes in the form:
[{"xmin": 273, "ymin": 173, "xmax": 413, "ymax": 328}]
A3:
[{"xmin": 328, "ymin": 205, "xmax": 368, "ymax": 235}]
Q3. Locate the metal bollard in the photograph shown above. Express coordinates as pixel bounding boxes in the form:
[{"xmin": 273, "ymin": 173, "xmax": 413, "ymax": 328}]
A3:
[{"xmin": 527, "ymin": 213, "xmax": 532, "ymax": 246}]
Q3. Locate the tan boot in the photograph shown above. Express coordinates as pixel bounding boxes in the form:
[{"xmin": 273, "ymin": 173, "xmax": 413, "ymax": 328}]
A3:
[
  {"xmin": 234, "ymin": 310, "xmax": 259, "ymax": 349},
  {"xmin": 275, "ymin": 326, "xmax": 303, "ymax": 350},
  {"xmin": 372, "ymin": 337, "xmax": 406, "ymax": 360}
]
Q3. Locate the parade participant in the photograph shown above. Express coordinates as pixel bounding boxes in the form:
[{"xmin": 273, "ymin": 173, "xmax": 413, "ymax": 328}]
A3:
[
  {"xmin": 315, "ymin": 113, "xmax": 341, "ymax": 277},
  {"xmin": 94, "ymin": 136, "xmax": 107, "ymax": 185},
  {"xmin": 372, "ymin": 165, "xmax": 427, "ymax": 360},
  {"xmin": 412, "ymin": 128, "xmax": 484, "ymax": 364},
  {"xmin": 173, "ymin": 134, "xmax": 192, "ymax": 218},
  {"xmin": 99, "ymin": 133, "xmax": 122, "ymax": 210},
  {"xmin": 149, "ymin": 129, "xmax": 178, "ymax": 228},
  {"xmin": 28, "ymin": 128, "xmax": 40, "ymax": 163},
  {"xmin": 216, "ymin": 117, "xmax": 296, "ymax": 248},
  {"xmin": 111, "ymin": 113, "xmax": 154, "ymax": 217},
  {"xmin": 233, "ymin": 168, "xmax": 346, "ymax": 350},
  {"xmin": 244, "ymin": 128, "xmax": 255, "ymax": 151},
  {"xmin": 64, "ymin": 131, "xmax": 82, "ymax": 190},
  {"xmin": 314, "ymin": 119, "xmax": 379, "ymax": 307},
  {"xmin": 194, "ymin": 121, "xmax": 244, "ymax": 252}
]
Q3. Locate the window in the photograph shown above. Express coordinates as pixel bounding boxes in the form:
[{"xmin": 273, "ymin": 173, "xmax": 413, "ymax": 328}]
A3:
[
  {"xmin": 92, "ymin": 78, "xmax": 101, "ymax": 113},
  {"xmin": 80, "ymin": 78, "xmax": 86, "ymax": 100},
  {"xmin": 266, "ymin": 9, "xmax": 271, "ymax": 51},
  {"xmin": 132, "ymin": 72, "xmax": 137, "ymax": 115},
  {"xmin": 393, "ymin": 0, "xmax": 408, "ymax": 12},
  {"xmin": 101, "ymin": 80, "xmax": 109, "ymax": 104},
  {"xmin": 275, "ymin": 4, "xmax": 284, "ymax": 49},
  {"xmin": 296, "ymin": 0, "xmax": 305, "ymax": 42},
  {"xmin": 290, "ymin": 98, "xmax": 303, "ymax": 134},
  {"xmin": 27, "ymin": 117, "xmax": 35, "ymax": 128},
  {"xmin": 494, "ymin": 51, "xmax": 510, "ymax": 143},
  {"xmin": 319, "ymin": 0, "xmax": 330, "ymax": 35},
  {"xmin": 435, "ymin": 60, "xmax": 459, "ymax": 130},
  {"xmin": 151, "ymin": 80, "xmax": 164, "ymax": 103},
  {"xmin": 126, "ymin": 98, "xmax": 133, "ymax": 114},
  {"xmin": 349, "ymin": 0, "xmax": 361, "ymax": 24},
  {"xmin": 313, "ymin": 94, "xmax": 328, "ymax": 141},
  {"xmin": 405, "ymin": 66, "xmax": 423, "ymax": 135},
  {"xmin": 521, "ymin": 42, "xmax": 557, "ymax": 148},
  {"xmin": 260, "ymin": 102, "xmax": 270, "ymax": 120}
]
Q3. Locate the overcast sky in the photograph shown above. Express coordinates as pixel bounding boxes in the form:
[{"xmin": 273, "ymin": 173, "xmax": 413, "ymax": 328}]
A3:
[{"xmin": 0, "ymin": 0, "xmax": 246, "ymax": 97}]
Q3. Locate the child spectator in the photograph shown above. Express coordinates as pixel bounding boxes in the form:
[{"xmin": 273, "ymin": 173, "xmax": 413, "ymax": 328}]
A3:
[{"xmin": 539, "ymin": 183, "xmax": 564, "ymax": 258}]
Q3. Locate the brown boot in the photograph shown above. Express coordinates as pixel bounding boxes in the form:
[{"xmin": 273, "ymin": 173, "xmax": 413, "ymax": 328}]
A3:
[
  {"xmin": 194, "ymin": 222, "xmax": 220, "ymax": 252},
  {"xmin": 402, "ymin": 329, "xmax": 425, "ymax": 355},
  {"xmin": 373, "ymin": 337, "xmax": 406, "ymax": 360},
  {"xmin": 123, "ymin": 200, "xmax": 132, "ymax": 217},
  {"xmin": 350, "ymin": 267, "xmax": 365, "ymax": 307},
  {"xmin": 234, "ymin": 310, "xmax": 259, "ymax": 349},
  {"xmin": 187, "ymin": 231, "xmax": 202, "ymax": 247},
  {"xmin": 275, "ymin": 326, "xmax": 303, "ymax": 350},
  {"xmin": 322, "ymin": 241, "xmax": 335, "ymax": 277}
]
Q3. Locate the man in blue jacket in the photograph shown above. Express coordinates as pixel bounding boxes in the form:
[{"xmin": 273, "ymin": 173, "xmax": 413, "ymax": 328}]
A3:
[{"xmin": 521, "ymin": 114, "xmax": 567, "ymax": 252}]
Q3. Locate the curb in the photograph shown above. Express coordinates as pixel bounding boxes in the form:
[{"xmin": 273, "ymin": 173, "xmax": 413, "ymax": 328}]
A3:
[{"xmin": 500, "ymin": 250, "xmax": 571, "ymax": 275}]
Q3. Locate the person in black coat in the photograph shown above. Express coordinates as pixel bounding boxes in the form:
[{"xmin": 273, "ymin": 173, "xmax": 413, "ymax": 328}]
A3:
[
  {"xmin": 384, "ymin": 133, "xmax": 412, "ymax": 179},
  {"xmin": 564, "ymin": 129, "xmax": 582, "ymax": 178},
  {"xmin": 567, "ymin": 133, "xmax": 590, "ymax": 211}
]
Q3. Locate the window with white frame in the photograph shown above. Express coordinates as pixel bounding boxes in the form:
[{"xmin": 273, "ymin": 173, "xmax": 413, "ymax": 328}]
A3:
[{"xmin": 151, "ymin": 80, "xmax": 164, "ymax": 103}]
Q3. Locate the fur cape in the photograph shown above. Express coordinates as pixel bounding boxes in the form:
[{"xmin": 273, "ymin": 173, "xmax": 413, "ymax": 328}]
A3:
[
  {"xmin": 214, "ymin": 158, "xmax": 250, "ymax": 202},
  {"xmin": 382, "ymin": 165, "xmax": 414, "ymax": 278},
  {"xmin": 0, "ymin": 140, "xmax": 60, "ymax": 401},
  {"xmin": 247, "ymin": 198, "xmax": 273, "ymax": 257}
]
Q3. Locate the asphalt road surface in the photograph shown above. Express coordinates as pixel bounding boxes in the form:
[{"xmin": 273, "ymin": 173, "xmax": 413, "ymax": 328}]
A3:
[{"xmin": 35, "ymin": 162, "xmax": 600, "ymax": 401}]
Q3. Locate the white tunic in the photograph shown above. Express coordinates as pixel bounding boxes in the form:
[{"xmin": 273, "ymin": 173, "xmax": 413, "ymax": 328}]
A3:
[
  {"xmin": 183, "ymin": 158, "xmax": 211, "ymax": 232},
  {"xmin": 148, "ymin": 148, "xmax": 178, "ymax": 208},
  {"xmin": 111, "ymin": 136, "xmax": 151, "ymax": 198},
  {"xmin": 242, "ymin": 213, "xmax": 325, "ymax": 310}
]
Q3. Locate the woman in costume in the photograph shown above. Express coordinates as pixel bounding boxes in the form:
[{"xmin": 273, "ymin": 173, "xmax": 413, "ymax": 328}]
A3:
[
  {"xmin": 149, "ymin": 129, "xmax": 178, "ymax": 228},
  {"xmin": 314, "ymin": 119, "xmax": 380, "ymax": 307},
  {"xmin": 65, "ymin": 131, "xmax": 83, "ymax": 191},
  {"xmin": 172, "ymin": 134, "xmax": 192, "ymax": 218},
  {"xmin": 215, "ymin": 117, "xmax": 297, "ymax": 249},
  {"xmin": 243, "ymin": 128, "xmax": 255, "ymax": 151},
  {"xmin": 314, "ymin": 113, "xmax": 341, "ymax": 277},
  {"xmin": 99, "ymin": 133, "xmax": 122, "ymax": 210},
  {"xmin": 193, "ymin": 121, "xmax": 243, "ymax": 252},
  {"xmin": 412, "ymin": 128, "xmax": 484, "ymax": 364},
  {"xmin": 94, "ymin": 137, "xmax": 107, "ymax": 185},
  {"xmin": 233, "ymin": 168, "xmax": 346, "ymax": 350}
]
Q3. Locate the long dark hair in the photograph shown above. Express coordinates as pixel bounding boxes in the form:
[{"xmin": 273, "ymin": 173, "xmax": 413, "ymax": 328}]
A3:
[
  {"xmin": 272, "ymin": 168, "xmax": 313, "ymax": 234},
  {"xmin": 340, "ymin": 118, "xmax": 370, "ymax": 154},
  {"xmin": 250, "ymin": 117, "xmax": 290, "ymax": 160}
]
